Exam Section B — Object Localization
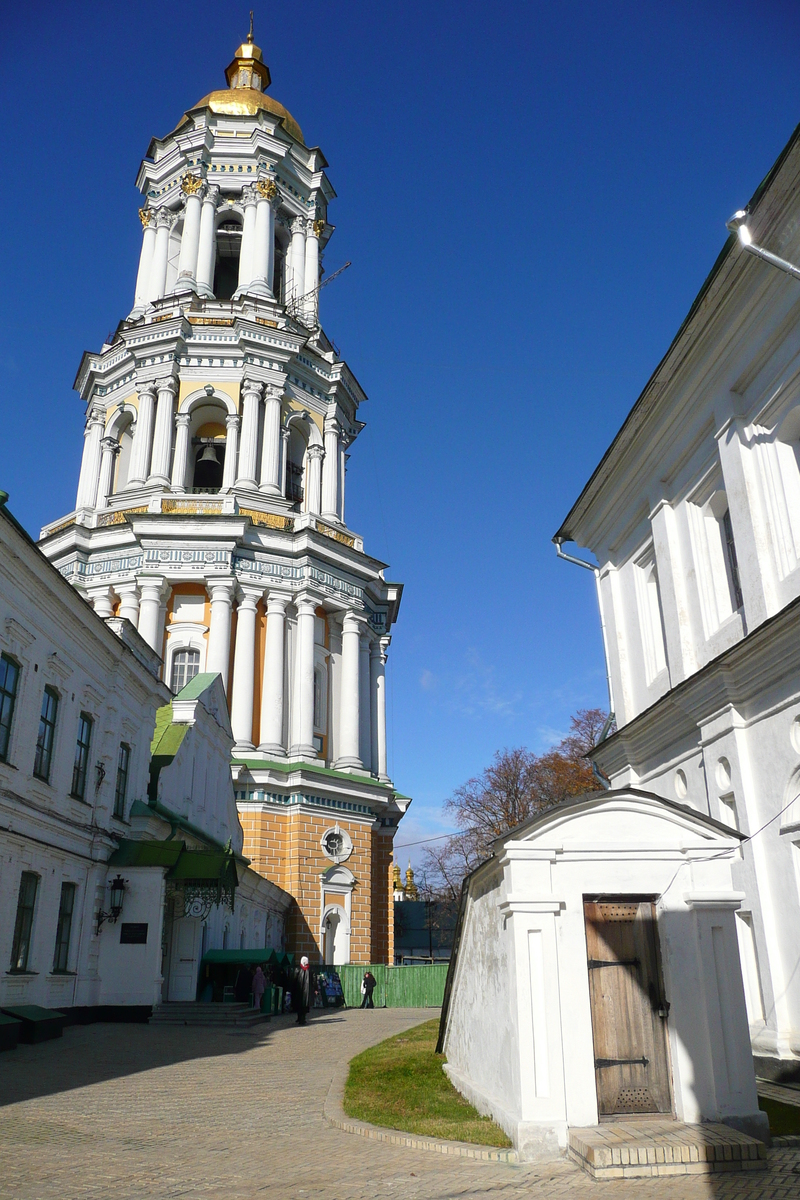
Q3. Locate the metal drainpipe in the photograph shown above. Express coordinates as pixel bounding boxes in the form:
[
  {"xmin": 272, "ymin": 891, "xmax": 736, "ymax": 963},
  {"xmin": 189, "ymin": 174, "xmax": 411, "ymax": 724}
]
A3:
[{"xmin": 554, "ymin": 539, "xmax": 616, "ymax": 790}]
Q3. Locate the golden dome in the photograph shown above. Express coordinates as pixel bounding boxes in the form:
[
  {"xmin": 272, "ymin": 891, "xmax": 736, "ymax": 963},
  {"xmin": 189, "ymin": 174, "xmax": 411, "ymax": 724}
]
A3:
[
  {"xmin": 175, "ymin": 27, "xmax": 304, "ymax": 145},
  {"xmin": 189, "ymin": 88, "xmax": 304, "ymax": 145}
]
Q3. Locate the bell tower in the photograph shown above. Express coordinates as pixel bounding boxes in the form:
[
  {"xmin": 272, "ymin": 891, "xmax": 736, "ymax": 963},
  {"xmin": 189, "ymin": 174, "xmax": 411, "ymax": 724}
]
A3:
[{"xmin": 39, "ymin": 29, "xmax": 410, "ymax": 965}]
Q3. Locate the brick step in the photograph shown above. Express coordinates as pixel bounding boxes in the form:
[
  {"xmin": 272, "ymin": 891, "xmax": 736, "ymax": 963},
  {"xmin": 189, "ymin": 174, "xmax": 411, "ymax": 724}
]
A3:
[{"xmin": 568, "ymin": 1120, "xmax": 768, "ymax": 1180}]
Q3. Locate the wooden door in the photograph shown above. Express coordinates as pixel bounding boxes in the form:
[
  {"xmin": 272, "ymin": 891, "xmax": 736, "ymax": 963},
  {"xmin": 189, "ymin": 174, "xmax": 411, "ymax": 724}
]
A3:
[
  {"xmin": 167, "ymin": 917, "xmax": 200, "ymax": 1001},
  {"xmin": 584, "ymin": 899, "xmax": 672, "ymax": 1116}
]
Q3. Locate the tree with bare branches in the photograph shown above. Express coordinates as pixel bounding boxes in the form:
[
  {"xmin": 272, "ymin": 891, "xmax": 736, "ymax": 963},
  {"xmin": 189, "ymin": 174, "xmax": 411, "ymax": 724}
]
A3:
[{"xmin": 421, "ymin": 708, "xmax": 608, "ymax": 899}]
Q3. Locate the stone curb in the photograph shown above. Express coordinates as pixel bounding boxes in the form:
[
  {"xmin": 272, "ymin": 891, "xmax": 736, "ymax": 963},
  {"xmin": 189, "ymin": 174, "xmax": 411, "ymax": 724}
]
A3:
[{"xmin": 323, "ymin": 1055, "xmax": 519, "ymax": 1164}]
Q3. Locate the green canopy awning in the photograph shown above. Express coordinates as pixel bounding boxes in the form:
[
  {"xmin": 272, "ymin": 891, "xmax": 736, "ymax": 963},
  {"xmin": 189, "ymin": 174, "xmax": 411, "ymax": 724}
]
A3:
[
  {"xmin": 168, "ymin": 849, "xmax": 238, "ymax": 886},
  {"xmin": 202, "ymin": 949, "xmax": 278, "ymax": 966},
  {"xmin": 108, "ymin": 840, "xmax": 183, "ymax": 868}
]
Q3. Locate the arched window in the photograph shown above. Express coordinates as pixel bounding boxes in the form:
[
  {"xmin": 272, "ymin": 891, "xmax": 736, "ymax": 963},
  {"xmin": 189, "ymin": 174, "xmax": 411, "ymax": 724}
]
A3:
[
  {"xmin": 285, "ymin": 427, "xmax": 306, "ymax": 506},
  {"xmin": 171, "ymin": 648, "xmax": 200, "ymax": 694},
  {"xmin": 213, "ymin": 217, "xmax": 242, "ymax": 300},
  {"xmin": 192, "ymin": 443, "xmax": 224, "ymax": 492}
]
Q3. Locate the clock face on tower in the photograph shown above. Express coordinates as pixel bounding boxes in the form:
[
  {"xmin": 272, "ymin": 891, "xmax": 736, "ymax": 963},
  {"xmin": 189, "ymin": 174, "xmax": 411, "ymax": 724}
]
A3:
[{"xmin": 321, "ymin": 826, "xmax": 352, "ymax": 863}]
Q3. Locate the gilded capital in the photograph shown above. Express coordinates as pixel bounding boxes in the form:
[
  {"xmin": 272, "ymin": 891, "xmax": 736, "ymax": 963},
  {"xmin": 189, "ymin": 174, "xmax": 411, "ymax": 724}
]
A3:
[
  {"xmin": 257, "ymin": 178, "xmax": 278, "ymax": 201},
  {"xmin": 138, "ymin": 207, "xmax": 152, "ymax": 227},
  {"xmin": 313, "ymin": 218, "xmax": 325, "ymax": 238},
  {"xmin": 181, "ymin": 171, "xmax": 203, "ymax": 195}
]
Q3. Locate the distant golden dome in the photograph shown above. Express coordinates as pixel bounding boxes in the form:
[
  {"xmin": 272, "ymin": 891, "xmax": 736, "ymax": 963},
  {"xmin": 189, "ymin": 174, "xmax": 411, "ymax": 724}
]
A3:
[{"xmin": 189, "ymin": 88, "xmax": 304, "ymax": 145}]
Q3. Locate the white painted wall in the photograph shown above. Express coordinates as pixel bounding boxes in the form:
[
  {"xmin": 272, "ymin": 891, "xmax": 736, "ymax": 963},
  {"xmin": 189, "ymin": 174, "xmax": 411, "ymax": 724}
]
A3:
[{"xmin": 443, "ymin": 792, "xmax": 767, "ymax": 1161}]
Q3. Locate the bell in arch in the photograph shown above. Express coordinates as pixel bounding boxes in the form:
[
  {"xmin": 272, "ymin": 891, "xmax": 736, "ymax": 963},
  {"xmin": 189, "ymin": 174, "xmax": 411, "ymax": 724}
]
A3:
[{"xmin": 198, "ymin": 443, "xmax": 219, "ymax": 464}]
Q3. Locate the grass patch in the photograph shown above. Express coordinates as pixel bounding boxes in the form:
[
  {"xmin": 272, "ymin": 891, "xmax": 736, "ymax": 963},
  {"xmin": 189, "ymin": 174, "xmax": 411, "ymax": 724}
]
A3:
[
  {"xmin": 343, "ymin": 1018, "xmax": 512, "ymax": 1147},
  {"xmin": 759, "ymin": 1095, "xmax": 800, "ymax": 1136}
]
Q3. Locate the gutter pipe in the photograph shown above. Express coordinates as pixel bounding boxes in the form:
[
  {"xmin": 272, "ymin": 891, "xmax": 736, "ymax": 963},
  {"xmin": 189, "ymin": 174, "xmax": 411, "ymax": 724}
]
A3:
[{"xmin": 554, "ymin": 537, "xmax": 615, "ymax": 721}]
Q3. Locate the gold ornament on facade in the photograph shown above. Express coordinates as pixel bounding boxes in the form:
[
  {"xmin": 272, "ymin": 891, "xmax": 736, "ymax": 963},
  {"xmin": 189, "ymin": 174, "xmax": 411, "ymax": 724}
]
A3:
[
  {"xmin": 180, "ymin": 171, "xmax": 203, "ymax": 195},
  {"xmin": 138, "ymin": 208, "xmax": 152, "ymax": 227},
  {"xmin": 313, "ymin": 218, "xmax": 325, "ymax": 238},
  {"xmin": 256, "ymin": 178, "xmax": 278, "ymax": 200}
]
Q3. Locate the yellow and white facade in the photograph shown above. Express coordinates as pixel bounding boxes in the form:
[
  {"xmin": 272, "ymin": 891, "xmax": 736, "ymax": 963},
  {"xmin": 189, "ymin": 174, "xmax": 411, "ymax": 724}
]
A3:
[{"xmin": 39, "ymin": 30, "xmax": 409, "ymax": 966}]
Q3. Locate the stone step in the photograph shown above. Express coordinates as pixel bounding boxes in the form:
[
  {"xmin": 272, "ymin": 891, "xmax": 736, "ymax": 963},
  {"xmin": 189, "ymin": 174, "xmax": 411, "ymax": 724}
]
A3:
[
  {"xmin": 568, "ymin": 1120, "xmax": 768, "ymax": 1180},
  {"xmin": 149, "ymin": 1003, "xmax": 269, "ymax": 1028}
]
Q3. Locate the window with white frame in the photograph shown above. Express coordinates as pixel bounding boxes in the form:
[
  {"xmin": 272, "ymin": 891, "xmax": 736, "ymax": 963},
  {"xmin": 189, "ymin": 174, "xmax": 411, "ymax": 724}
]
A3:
[
  {"xmin": 633, "ymin": 545, "xmax": 667, "ymax": 684},
  {"xmin": 688, "ymin": 484, "xmax": 744, "ymax": 637},
  {"xmin": 170, "ymin": 648, "xmax": 200, "ymax": 694}
]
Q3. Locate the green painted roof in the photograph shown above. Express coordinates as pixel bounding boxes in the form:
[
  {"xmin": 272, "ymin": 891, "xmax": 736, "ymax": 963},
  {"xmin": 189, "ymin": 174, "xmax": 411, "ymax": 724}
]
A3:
[
  {"xmin": 174, "ymin": 672, "xmax": 218, "ymax": 701},
  {"xmin": 232, "ymin": 756, "xmax": 395, "ymax": 790},
  {"xmin": 108, "ymin": 839, "xmax": 183, "ymax": 868}
]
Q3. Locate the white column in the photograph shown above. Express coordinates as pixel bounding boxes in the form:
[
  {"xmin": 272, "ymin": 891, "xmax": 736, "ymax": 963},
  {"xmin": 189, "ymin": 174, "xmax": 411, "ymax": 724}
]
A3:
[
  {"xmin": 338, "ymin": 441, "xmax": 348, "ymax": 523},
  {"xmin": 195, "ymin": 186, "xmax": 218, "ymax": 298},
  {"xmin": 303, "ymin": 219, "xmax": 322, "ymax": 322},
  {"xmin": 359, "ymin": 630, "xmax": 371, "ymax": 769},
  {"xmin": 248, "ymin": 182, "xmax": 277, "ymax": 297},
  {"xmin": 176, "ymin": 181, "xmax": 203, "ymax": 290},
  {"xmin": 290, "ymin": 594, "xmax": 317, "ymax": 758},
  {"xmin": 137, "ymin": 576, "xmax": 166, "ymax": 653},
  {"xmin": 230, "ymin": 587, "xmax": 262, "ymax": 751},
  {"xmin": 133, "ymin": 210, "xmax": 156, "ymax": 311},
  {"xmin": 237, "ymin": 187, "xmax": 258, "ymax": 291},
  {"xmin": 96, "ymin": 438, "xmax": 120, "ymax": 509},
  {"xmin": 260, "ymin": 591, "xmax": 290, "ymax": 756},
  {"xmin": 287, "ymin": 217, "xmax": 307, "ymax": 305},
  {"xmin": 304, "ymin": 444, "xmax": 324, "ymax": 515},
  {"xmin": 259, "ymin": 385, "xmax": 283, "ymax": 494},
  {"xmin": 171, "ymin": 413, "xmax": 191, "ymax": 492},
  {"xmin": 126, "ymin": 383, "xmax": 157, "ymax": 487},
  {"xmin": 335, "ymin": 611, "xmax": 362, "ymax": 769},
  {"xmin": 280, "ymin": 427, "xmax": 290, "ymax": 497},
  {"xmin": 76, "ymin": 412, "xmax": 105, "ymax": 510},
  {"xmin": 222, "ymin": 415, "xmax": 240, "ymax": 491},
  {"xmin": 148, "ymin": 209, "xmax": 174, "ymax": 301},
  {"xmin": 117, "ymin": 583, "xmax": 140, "ymax": 627},
  {"xmin": 206, "ymin": 579, "xmax": 235, "ymax": 691},
  {"xmin": 88, "ymin": 586, "xmax": 115, "ymax": 619},
  {"xmin": 148, "ymin": 377, "xmax": 178, "ymax": 485},
  {"xmin": 321, "ymin": 416, "xmax": 339, "ymax": 521},
  {"xmin": 374, "ymin": 637, "xmax": 389, "ymax": 781},
  {"xmin": 235, "ymin": 378, "xmax": 262, "ymax": 489}
]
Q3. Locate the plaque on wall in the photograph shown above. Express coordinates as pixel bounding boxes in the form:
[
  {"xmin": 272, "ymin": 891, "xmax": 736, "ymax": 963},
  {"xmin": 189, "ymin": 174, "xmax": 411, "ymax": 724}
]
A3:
[{"xmin": 120, "ymin": 923, "xmax": 148, "ymax": 944}]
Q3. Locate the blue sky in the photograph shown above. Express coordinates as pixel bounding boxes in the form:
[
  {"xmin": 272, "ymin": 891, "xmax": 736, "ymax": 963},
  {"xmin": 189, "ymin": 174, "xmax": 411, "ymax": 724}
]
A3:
[{"xmin": 3, "ymin": 1, "xmax": 800, "ymax": 866}]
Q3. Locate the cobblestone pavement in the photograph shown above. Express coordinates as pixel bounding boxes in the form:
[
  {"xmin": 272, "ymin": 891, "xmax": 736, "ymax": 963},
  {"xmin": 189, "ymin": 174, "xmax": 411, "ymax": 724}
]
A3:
[{"xmin": 1, "ymin": 1007, "xmax": 799, "ymax": 1200}]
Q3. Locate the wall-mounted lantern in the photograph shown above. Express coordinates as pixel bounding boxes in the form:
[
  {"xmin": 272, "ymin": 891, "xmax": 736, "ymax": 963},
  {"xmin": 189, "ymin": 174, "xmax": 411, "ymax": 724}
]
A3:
[{"xmin": 96, "ymin": 874, "xmax": 127, "ymax": 935}]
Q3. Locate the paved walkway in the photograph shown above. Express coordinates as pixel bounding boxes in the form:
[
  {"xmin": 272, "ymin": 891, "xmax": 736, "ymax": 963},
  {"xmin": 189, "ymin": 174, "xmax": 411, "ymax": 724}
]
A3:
[{"xmin": 0, "ymin": 1007, "xmax": 799, "ymax": 1199}]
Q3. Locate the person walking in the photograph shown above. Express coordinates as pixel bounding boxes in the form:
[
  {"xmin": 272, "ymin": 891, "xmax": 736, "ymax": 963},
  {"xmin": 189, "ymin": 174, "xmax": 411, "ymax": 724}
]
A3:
[
  {"xmin": 293, "ymin": 955, "xmax": 311, "ymax": 1025},
  {"xmin": 360, "ymin": 970, "xmax": 377, "ymax": 1009},
  {"xmin": 251, "ymin": 964, "xmax": 266, "ymax": 1011}
]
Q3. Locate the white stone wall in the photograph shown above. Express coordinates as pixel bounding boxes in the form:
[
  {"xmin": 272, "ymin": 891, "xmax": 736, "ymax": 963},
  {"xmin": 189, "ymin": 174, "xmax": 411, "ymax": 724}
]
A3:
[{"xmin": 443, "ymin": 793, "xmax": 766, "ymax": 1160}]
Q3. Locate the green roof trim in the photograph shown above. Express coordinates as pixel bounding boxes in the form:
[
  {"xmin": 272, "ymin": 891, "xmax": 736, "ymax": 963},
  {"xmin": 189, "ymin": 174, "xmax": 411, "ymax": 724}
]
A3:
[
  {"xmin": 232, "ymin": 756, "xmax": 395, "ymax": 789},
  {"xmin": 108, "ymin": 839, "xmax": 183, "ymax": 868},
  {"xmin": 173, "ymin": 672, "xmax": 218, "ymax": 701},
  {"xmin": 170, "ymin": 848, "xmax": 238, "ymax": 885},
  {"xmin": 128, "ymin": 799, "xmax": 248, "ymax": 862},
  {"xmin": 148, "ymin": 700, "xmax": 190, "ymax": 805}
]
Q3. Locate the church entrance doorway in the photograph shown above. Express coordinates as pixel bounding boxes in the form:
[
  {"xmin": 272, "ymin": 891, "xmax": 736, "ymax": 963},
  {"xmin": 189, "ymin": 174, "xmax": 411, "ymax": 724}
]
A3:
[
  {"xmin": 584, "ymin": 898, "xmax": 672, "ymax": 1118},
  {"xmin": 165, "ymin": 915, "xmax": 201, "ymax": 1001}
]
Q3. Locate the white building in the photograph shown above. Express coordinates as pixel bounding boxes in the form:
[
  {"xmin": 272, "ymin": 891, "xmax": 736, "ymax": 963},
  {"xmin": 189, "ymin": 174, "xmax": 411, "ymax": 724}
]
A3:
[
  {"xmin": 440, "ymin": 790, "xmax": 766, "ymax": 1160},
  {"xmin": 0, "ymin": 497, "xmax": 288, "ymax": 1017},
  {"xmin": 38, "ymin": 28, "xmax": 409, "ymax": 965},
  {"xmin": 555, "ymin": 120, "xmax": 800, "ymax": 1072}
]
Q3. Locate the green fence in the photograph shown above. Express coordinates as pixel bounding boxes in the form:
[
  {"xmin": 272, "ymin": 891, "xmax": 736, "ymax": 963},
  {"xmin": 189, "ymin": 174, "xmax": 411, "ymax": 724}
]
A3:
[{"xmin": 337, "ymin": 963, "xmax": 448, "ymax": 1008}]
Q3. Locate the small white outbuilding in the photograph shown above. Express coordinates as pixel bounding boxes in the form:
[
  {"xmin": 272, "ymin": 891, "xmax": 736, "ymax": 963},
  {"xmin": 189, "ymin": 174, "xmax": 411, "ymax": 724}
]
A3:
[{"xmin": 439, "ymin": 788, "xmax": 768, "ymax": 1161}]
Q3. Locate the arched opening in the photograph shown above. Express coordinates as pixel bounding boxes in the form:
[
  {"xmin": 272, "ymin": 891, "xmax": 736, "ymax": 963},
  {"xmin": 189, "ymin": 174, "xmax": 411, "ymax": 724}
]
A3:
[
  {"xmin": 112, "ymin": 411, "xmax": 135, "ymax": 494},
  {"xmin": 191, "ymin": 419, "xmax": 227, "ymax": 492},
  {"xmin": 324, "ymin": 911, "xmax": 341, "ymax": 965},
  {"xmin": 213, "ymin": 215, "xmax": 242, "ymax": 300},
  {"xmin": 285, "ymin": 426, "xmax": 307, "ymax": 506},
  {"xmin": 171, "ymin": 647, "xmax": 201, "ymax": 693}
]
